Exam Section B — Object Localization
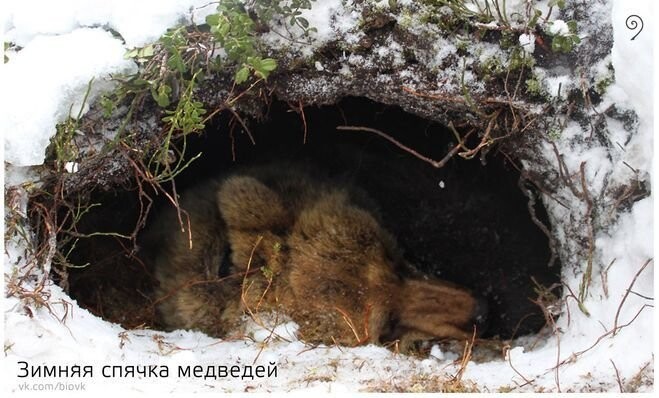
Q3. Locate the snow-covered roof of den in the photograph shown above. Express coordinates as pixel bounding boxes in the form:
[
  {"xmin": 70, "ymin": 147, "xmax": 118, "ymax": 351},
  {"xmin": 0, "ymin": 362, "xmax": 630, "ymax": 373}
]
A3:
[{"xmin": 2, "ymin": 0, "xmax": 654, "ymax": 394}]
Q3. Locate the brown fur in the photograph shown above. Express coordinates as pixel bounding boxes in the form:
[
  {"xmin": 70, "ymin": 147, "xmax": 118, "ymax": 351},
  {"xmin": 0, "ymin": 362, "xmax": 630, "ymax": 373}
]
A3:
[{"xmin": 146, "ymin": 165, "xmax": 485, "ymax": 351}]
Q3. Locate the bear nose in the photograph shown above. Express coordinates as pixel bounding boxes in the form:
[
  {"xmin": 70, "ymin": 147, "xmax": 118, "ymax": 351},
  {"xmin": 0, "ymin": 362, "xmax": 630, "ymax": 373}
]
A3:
[{"xmin": 471, "ymin": 295, "xmax": 489, "ymax": 335}]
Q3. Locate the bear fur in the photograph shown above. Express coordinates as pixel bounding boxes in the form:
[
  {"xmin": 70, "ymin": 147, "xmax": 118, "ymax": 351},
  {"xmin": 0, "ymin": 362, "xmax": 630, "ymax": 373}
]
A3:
[{"xmin": 145, "ymin": 164, "xmax": 486, "ymax": 351}]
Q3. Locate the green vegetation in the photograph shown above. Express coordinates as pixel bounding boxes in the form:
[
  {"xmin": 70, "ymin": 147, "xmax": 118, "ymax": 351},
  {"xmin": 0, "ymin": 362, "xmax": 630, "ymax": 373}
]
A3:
[
  {"xmin": 42, "ymin": 0, "xmax": 318, "ymax": 276},
  {"xmin": 420, "ymin": 0, "xmax": 578, "ymax": 97},
  {"xmin": 92, "ymin": 0, "xmax": 317, "ymax": 184},
  {"xmin": 547, "ymin": 20, "xmax": 580, "ymax": 53}
]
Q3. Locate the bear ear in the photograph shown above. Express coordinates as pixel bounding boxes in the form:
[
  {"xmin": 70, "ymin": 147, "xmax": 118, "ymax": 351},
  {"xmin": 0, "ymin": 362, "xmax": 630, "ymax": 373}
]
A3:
[
  {"xmin": 293, "ymin": 191, "xmax": 388, "ymax": 251},
  {"xmin": 292, "ymin": 192, "xmax": 349, "ymax": 236},
  {"xmin": 217, "ymin": 176, "xmax": 290, "ymax": 231}
]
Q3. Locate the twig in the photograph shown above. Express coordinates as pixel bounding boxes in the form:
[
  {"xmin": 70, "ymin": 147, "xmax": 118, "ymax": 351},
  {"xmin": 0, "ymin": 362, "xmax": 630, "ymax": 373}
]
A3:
[
  {"xmin": 612, "ymin": 258, "xmax": 653, "ymax": 336},
  {"xmin": 628, "ymin": 290, "xmax": 654, "ymax": 301},
  {"xmin": 336, "ymin": 125, "xmax": 474, "ymax": 169},
  {"xmin": 531, "ymin": 293, "xmax": 561, "ymax": 392},
  {"xmin": 453, "ymin": 327, "xmax": 477, "ymax": 382},
  {"xmin": 500, "ymin": 150, "xmax": 570, "ymax": 210},
  {"xmin": 238, "ymin": 236, "xmax": 293, "ymax": 346},
  {"xmin": 334, "ymin": 306, "xmax": 368, "ymax": 345},
  {"xmin": 552, "ymin": 302, "xmax": 653, "ymax": 370},
  {"xmin": 572, "ymin": 161, "xmax": 595, "ymax": 316},
  {"xmin": 600, "ymin": 259, "xmax": 616, "ymax": 298},
  {"xmin": 240, "ymin": 235, "xmax": 264, "ymax": 319},
  {"xmin": 518, "ymin": 175, "xmax": 558, "ymax": 267},
  {"xmin": 299, "ymin": 100, "xmax": 308, "ymax": 144},
  {"xmin": 288, "ymin": 100, "xmax": 309, "ymax": 144},
  {"xmin": 226, "ymin": 106, "xmax": 256, "ymax": 145},
  {"xmin": 504, "ymin": 344, "xmax": 535, "ymax": 386},
  {"xmin": 610, "ymin": 359, "xmax": 624, "ymax": 393},
  {"xmin": 550, "ymin": 142, "xmax": 583, "ymax": 199},
  {"xmin": 457, "ymin": 111, "xmax": 498, "ymax": 159},
  {"xmin": 551, "ymin": 309, "xmax": 561, "ymax": 392}
]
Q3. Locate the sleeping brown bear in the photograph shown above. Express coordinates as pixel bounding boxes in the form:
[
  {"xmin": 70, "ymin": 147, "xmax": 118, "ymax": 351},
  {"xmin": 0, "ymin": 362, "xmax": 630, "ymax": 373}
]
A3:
[{"xmin": 145, "ymin": 164, "xmax": 487, "ymax": 351}]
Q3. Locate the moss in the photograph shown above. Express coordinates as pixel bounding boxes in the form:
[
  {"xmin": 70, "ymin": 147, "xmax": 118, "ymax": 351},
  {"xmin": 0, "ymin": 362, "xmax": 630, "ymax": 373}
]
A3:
[
  {"xmin": 508, "ymin": 47, "xmax": 535, "ymax": 70},
  {"xmin": 478, "ymin": 55, "xmax": 506, "ymax": 81},
  {"xmin": 396, "ymin": 10, "xmax": 415, "ymax": 29},
  {"xmin": 594, "ymin": 63, "xmax": 615, "ymax": 95},
  {"xmin": 525, "ymin": 75, "xmax": 547, "ymax": 98},
  {"xmin": 548, "ymin": 127, "xmax": 562, "ymax": 141}
]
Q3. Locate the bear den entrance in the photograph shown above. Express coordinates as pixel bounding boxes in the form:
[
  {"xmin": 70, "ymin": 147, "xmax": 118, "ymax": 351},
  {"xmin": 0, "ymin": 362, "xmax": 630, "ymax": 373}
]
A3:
[{"xmin": 58, "ymin": 96, "xmax": 560, "ymax": 344}]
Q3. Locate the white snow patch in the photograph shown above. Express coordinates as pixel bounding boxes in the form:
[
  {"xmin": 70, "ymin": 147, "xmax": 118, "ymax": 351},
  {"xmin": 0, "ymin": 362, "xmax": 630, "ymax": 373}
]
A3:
[
  {"xmin": 519, "ymin": 33, "xmax": 536, "ymax": 54},
  {"xmin": 245, "ymin": 315, "xmax": 299, "ymax": 343},
  {"xmin": 547, "ymin": 19, "xmax": 570, "ymax": 36},
  {"xmin": 545, "ymin": 74, "xmax": 572, "ymax": 100},
  {"xmin": 64, "ymin": 161, "xmax": 80, "ymax": 173},
  {"xmin": 610, "ymin": 0, "xmax": 654, "ymax": 176},
  {"xmin": 4, "ymin": 0, "xmax": 216, "ymax": 48},
  {"xmin": 296, "ymin": 0, "xmax": 361, "ymax": 48},
  {"xmin": 2, "ymin": 28, "xmax": 136, "ymax": 166},
  {"xmin": 429, "ymin": 37, "xmax": 457, "ymax": 69}
]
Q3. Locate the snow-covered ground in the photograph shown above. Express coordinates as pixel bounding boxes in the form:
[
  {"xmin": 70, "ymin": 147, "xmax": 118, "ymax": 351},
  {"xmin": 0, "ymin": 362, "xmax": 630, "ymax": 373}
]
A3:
[{"xmin": 2, "ymin": 0, "xmax": 654, "ymax": 394}]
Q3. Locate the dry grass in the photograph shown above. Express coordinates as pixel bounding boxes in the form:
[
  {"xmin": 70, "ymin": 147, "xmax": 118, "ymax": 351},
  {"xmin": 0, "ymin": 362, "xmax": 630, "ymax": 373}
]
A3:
[{"xmin": 365, "ymin": 373, "xmax": 480, "ymax": 393}]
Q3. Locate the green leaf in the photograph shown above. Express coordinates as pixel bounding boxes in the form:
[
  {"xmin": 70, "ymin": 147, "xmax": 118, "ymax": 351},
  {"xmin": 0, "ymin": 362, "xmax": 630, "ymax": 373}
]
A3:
[
  {"xmin": 297, "ymin": 17, "xmax": 309, "ymax": 29},
  {"xmin": 168, "ymin": 52, "xmax": 186, "ymax": 73},
  {"xmin": 151, "ymin": 84, "xmax": 172, "ymax": 107},
  {"xmin": 528, "ymin": 9, "xmax": 542, "ymax": 28},
  {"xmin": 140, "ymin": 45, "xmax": 154, "ymax": 58},
  {"xmin": 235, "ymin": 66, "xmax": 250, "ymax": 84},
  {"xmin": 124, "ymin": 49, "xmax": 138, "ymax": 59},
  {"xmin": 549, "ymin": 0, "xmax": 566, "ymax": 9},
  {"xmin": 205, "ymin": 13, "xmax": 220, "ymax": 25},
  {"xmin": 132, "ymin": 78, "xmax": 151, "ymax": 87},
  {"xmin": 259, "ymin": 58, "xmax": 277, "ymax": 72},
  {"xmin": 100, "ymin": 95, "xmax": 116, "ymax": 118}
]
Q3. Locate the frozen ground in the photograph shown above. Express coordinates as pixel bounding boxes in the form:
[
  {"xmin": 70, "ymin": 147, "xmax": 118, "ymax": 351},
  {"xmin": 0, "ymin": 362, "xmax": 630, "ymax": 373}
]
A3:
[{"xmin": 2, "ymin": 0, "xmax": 654, "ymax": 394}]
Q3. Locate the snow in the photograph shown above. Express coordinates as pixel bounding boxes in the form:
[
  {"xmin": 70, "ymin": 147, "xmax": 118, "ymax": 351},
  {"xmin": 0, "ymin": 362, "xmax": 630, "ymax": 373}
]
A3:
[
  {"xmin": 64, "ymin": 162, "xmax": 80, "ymax": 174},
  {"xmin": 611, "ymin": 1, "xmax": 654, "ymax": 177},
  {"xmin": 4, "ymin": 0, "xmax": 217, "ymax": 48},
  {"xmin": 261, "ymin": 0, "xmax": 361, "ymax": 58},
  {"xmin": 2, "ymin": 0, "xmax": 655, "ymax": 394},
  {"xmin": 299, "ymin": 0, "xmax": 360, "ymax": 46},
  {"xmin": 518, "ymin": 33, "xmax": 536, "ymax": 54},
  {"xmin": 2, "ymin": 28, "xmax": 136, "ymax": 166},
  {"xmin": 547, "ymin": 20, "xmax": 570, "ymax": 36}
]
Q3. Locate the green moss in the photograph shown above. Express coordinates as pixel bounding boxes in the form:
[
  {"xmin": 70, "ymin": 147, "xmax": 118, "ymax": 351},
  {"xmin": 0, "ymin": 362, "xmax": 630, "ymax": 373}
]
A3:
[
  {"xmin": 548, "ymin": 127, "xmax": 562, "ymax": 141},
  {"xmin": 478, "ymin": 56, "xmax": 505, "ymax": 81},
  {"xmin": 508, "ymin": 47, "xmax": 535, "ymax": 71},
  {"xmin": 397, "ymin": 10, "xmax": 414, "ymax": 29},
  {"xmin": 594, "ymin": 63, "xmax": 615, "ymax": 95},
  {"xmin": 525, "ymin": 75, "xmax": 545, "ymax": 97}
]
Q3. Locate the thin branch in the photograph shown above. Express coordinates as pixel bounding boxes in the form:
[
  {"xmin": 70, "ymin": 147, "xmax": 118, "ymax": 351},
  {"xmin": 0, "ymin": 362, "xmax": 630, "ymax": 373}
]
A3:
[
  {"xmin": 610, "ymin": 359, "xmax": 624, "ymax": 393},
  {"xmin": 518, "ymin": 175, "xmax": 558, "ymax": 267},
  {"xmin": 613, "ymin": 258, "xmax": 653, "ymax": 336},
  {"xmin": 226, "ymin": 106, "xmax": 256, "ymax": 145},
  {"xmin": 505, "ymin": 344, "xmax": 535, "ymax": 385},
  {"xmin": 337, "ymin": 125, "xmax": 475, "ymax": 169}
]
